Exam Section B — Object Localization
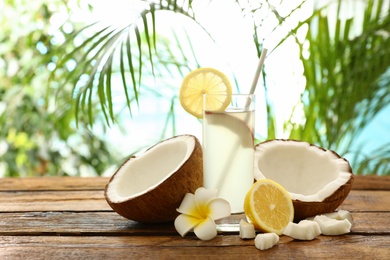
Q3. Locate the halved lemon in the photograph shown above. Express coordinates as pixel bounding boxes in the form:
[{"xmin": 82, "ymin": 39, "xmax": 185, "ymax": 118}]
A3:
[
  {"xmin": 244, "ymin": 179, "xmax": 294, "ymax": 235},
  {"xmin": 179, "ymin": 68, "xmax": 232, "ymax": 118}
]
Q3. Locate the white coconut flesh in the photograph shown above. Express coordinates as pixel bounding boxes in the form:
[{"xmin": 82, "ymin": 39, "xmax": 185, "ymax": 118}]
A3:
[
  {"xmin": 106, "ymin": 135, "xmax": 195, "ymax": 203},
  {"xmin": 254, "ymin": 140, "xmax": 352, "ymax": 202}
]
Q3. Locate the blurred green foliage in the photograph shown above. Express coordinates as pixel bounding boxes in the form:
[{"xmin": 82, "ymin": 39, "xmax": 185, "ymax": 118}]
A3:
[
  {"xmin": 287, "ymin": 0, "xmax": 390, "ymax": 174},
  {"xmin": 0, "ymin": 0, "xmax": 116, "ymax": 177},
  {"xmin": 52, "ymin": 0, "xmax": 389, "ymax": 174},
  {"xmin": 1, "ymin": 0, "xmax": 389, "ymax": 176}
]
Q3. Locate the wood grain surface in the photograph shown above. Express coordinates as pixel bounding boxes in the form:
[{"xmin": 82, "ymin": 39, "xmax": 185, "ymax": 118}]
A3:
[{"xmin": 1, "ymin": 175, "xmax": 389, "ymax": 259}]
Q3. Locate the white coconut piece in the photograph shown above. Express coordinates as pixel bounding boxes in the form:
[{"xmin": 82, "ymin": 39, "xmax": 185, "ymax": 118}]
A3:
[
  {"xmin": 283, "ymin": 220, "xmax": 321, "ymax": 240},
  {"xmin": 105, "ymin": 135, "xmax": 203, "ymax": 223},
  {"xmin": 254, "ymin": 139, "xmax": 354, "ymax": 221},
  {"xmin": 332, "ymin": 210, "xmax": 353, "ymax": 223},
  {"xmin": 308, "ymin": 210, "xmax": 353, "ymax": 225},
  {"xmin": 313, "ymin": 215, "xmax": 352, "ymax": 235},
  {"xmin": 239, "ymin": 219, "xmax": 256, "ymax": 239},
  {"xmin": 324, "ymin": 210, "xmax": 353, "ymax": 225},
  {"xmin": 255, "ymin": 233, "xmax": 279, "ymax": 250}
]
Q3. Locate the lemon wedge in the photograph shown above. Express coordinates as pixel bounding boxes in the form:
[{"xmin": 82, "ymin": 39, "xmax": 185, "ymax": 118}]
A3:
[
  {"xmin": 244, "ymin": 179, "xmax": 294, "ymax": 235},
  {"xmin": 179, "ymin": 68, "xmax": 232, "ymax": 118}
]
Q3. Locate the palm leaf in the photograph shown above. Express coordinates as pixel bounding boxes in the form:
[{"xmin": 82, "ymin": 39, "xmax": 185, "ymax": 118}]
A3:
[
  {"xmin": 52, "ymin": 0, "xmax": 197, "ymax": 125},
  {"xmin": 49, "ymin": 0, "xmax": 389, "ymax": 175},
  {"xmin": 286, "ymin": 0, "xmax": 390, "ymax": 173}
]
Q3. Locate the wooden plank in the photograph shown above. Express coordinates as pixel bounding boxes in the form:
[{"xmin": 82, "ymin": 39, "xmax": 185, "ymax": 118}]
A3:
[
  {"xmin": 352, "ymin": 175, "xmax": 390, "ymax": 190},
  {"xmin": 0, "ymin": 175, "xmax": 388, "ymax": 192},
  {"xmin": 1, "ymin": 189, "xmax": 388, "ymax": 213},
  {"xmin": 0, "ymin": 177, "xmax": 109, "ymax": 191},
  {"xmin": 339, "ymin": 190, "xmax": 390, "ymax": 212},
  {"xmin": 0, "ymin": 190, "xmax": 111, "ymax": 212},
  {"xmin": 0, "ymin": 235, "xmax": 389, "ymax": 259},
  {"xmin": 0, "ymin": 212, "xmax": 176, "ymax": 236},
  {"xmin": 0, "ymin": 212, "xmax": 388, "ymax": 236},
  {"xmin": 0, "ymin": 176, "xmax": 388, "ymax": 259}
]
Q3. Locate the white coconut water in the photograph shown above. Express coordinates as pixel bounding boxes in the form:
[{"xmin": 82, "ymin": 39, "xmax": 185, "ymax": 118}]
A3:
[{"xmin": 203, "ymin": 109, "xmax": 254, "ymax": 213}]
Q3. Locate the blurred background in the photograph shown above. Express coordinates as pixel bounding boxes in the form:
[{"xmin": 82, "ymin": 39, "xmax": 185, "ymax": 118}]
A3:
[{"xmin": 0, "ymin": 0, "xmax": 389, "ymax": 177}]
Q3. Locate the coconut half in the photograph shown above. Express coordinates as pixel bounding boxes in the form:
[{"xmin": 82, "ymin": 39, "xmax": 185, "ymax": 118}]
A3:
[
  {"xmin": 254, "ymin": 139, "xmax": 354, "ymax": 222},
  {"xmin": 105, "ymin": 135, "xmax": 203, "ymax": 223}
]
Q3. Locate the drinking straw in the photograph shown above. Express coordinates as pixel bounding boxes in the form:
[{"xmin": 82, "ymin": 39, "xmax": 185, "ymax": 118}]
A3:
[
  {"xmin": 249, "ymin": 48, "xmax": 268, "ymax": 95},
  {"xmin": 244, "ymin": 48, "xmax": 268, "ymax": 109}
]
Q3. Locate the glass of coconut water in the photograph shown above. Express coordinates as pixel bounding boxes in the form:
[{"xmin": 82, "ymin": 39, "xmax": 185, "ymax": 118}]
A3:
[{"xmin": 203, "ymin": 94, "xmax": 255, "ymax": 213}]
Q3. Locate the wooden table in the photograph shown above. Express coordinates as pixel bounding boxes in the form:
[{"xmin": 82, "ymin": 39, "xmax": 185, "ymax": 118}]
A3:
[{"xmin": 1, "ymin": 175, "xmax": 389, "ymax": 259}]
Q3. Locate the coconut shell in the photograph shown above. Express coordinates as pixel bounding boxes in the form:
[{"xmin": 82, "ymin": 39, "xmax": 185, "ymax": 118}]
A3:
[
  {"xmin": 254, "ymin": 139, "xmax": 355, "ymax": 223},
  {"xmin": 104, "ymin": 135, "xmax": 203, "ymax": 223},
  {"xmin": 292, "ymin": 172, "xmax": 354, "ymax": 222}
]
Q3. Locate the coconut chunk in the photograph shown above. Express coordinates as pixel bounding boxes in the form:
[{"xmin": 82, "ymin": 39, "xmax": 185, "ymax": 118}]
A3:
[
  {"xmin": 239, "ymin": 219, "xmax": 256, "ymax": 239},
  {"xmin": 313, "ymin": 215, "xmax": 352, "ymax": 235},
  {"xmin": 308, "ymin": 210, "xmax": 353, "ymax": 225},
  {"xmin": 255, "ymin": 233, "xmax": 279, "ymax": 250},
  {"xmin": 283, "ymin": 220, "xmax": 321, "ymax": 240},
  {"xmin": 324, "ymin": 210, "xmax": 353, "ymax": 225}
]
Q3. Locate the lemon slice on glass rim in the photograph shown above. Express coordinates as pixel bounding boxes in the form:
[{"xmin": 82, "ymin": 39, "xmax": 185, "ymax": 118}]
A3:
[
  {"xmin": 244, "ymin": 179, "xmax": 294, "ymax": 235},
  {"xmin": 179, "ymin": 68, "xmax": 232, "ymax": 118}
]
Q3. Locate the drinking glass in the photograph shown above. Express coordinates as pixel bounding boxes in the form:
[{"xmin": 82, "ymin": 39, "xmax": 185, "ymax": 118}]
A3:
[{"xmin": 203, "ymin": 94, "xmax": 255, "ymax": 213}]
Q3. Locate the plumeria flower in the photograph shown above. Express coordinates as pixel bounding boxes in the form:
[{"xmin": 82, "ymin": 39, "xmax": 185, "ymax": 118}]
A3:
[{"xmin": 174, "ymin": 187, "xmax": 231, "ymax": 240}]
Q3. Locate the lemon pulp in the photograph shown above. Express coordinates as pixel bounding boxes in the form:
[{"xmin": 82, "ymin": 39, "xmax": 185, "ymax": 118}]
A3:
[
  {"xmin": 244, "ymin": 179, "xmax": 294, "ymax": 235},
  {"xmin": 179, "ymin": 68, "xmax": 232, "ymax": 118}
]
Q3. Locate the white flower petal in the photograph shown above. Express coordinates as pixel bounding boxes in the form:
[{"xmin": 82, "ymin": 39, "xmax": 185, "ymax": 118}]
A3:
[
  {"xmin": 207, "ymin": 198, "xmax": 231, "ymax": 220},
  {"xmin": 176, "ymin": 193, "xmax": 203, "ymax": 218},
  {"xmin": 193, "ymin": 215, "xmax": 218, "ymax": 240},
  {"xmin": 195, "ymin": 187, "xmax": 218, "ymax": 213},
  {"xmin": 195, "ymin": 187, "xmax": 218, "ymax": 201},
  {"xmin": 174, "ymin": 214, "xmax": 202, "ymax": 237}
]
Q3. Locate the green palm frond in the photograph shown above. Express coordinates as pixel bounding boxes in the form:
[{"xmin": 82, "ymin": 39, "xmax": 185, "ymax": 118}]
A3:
[
  {"xmin": 48, "ymin": 0, "xmax": 390, "ymax": 175},
  {"xmin": 51, "ymin": 0, "xmax": 197, "ymax": 126},
  {"xmin": 287, "ymin": 0, "xmax": 390, "ymax": 173}
]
